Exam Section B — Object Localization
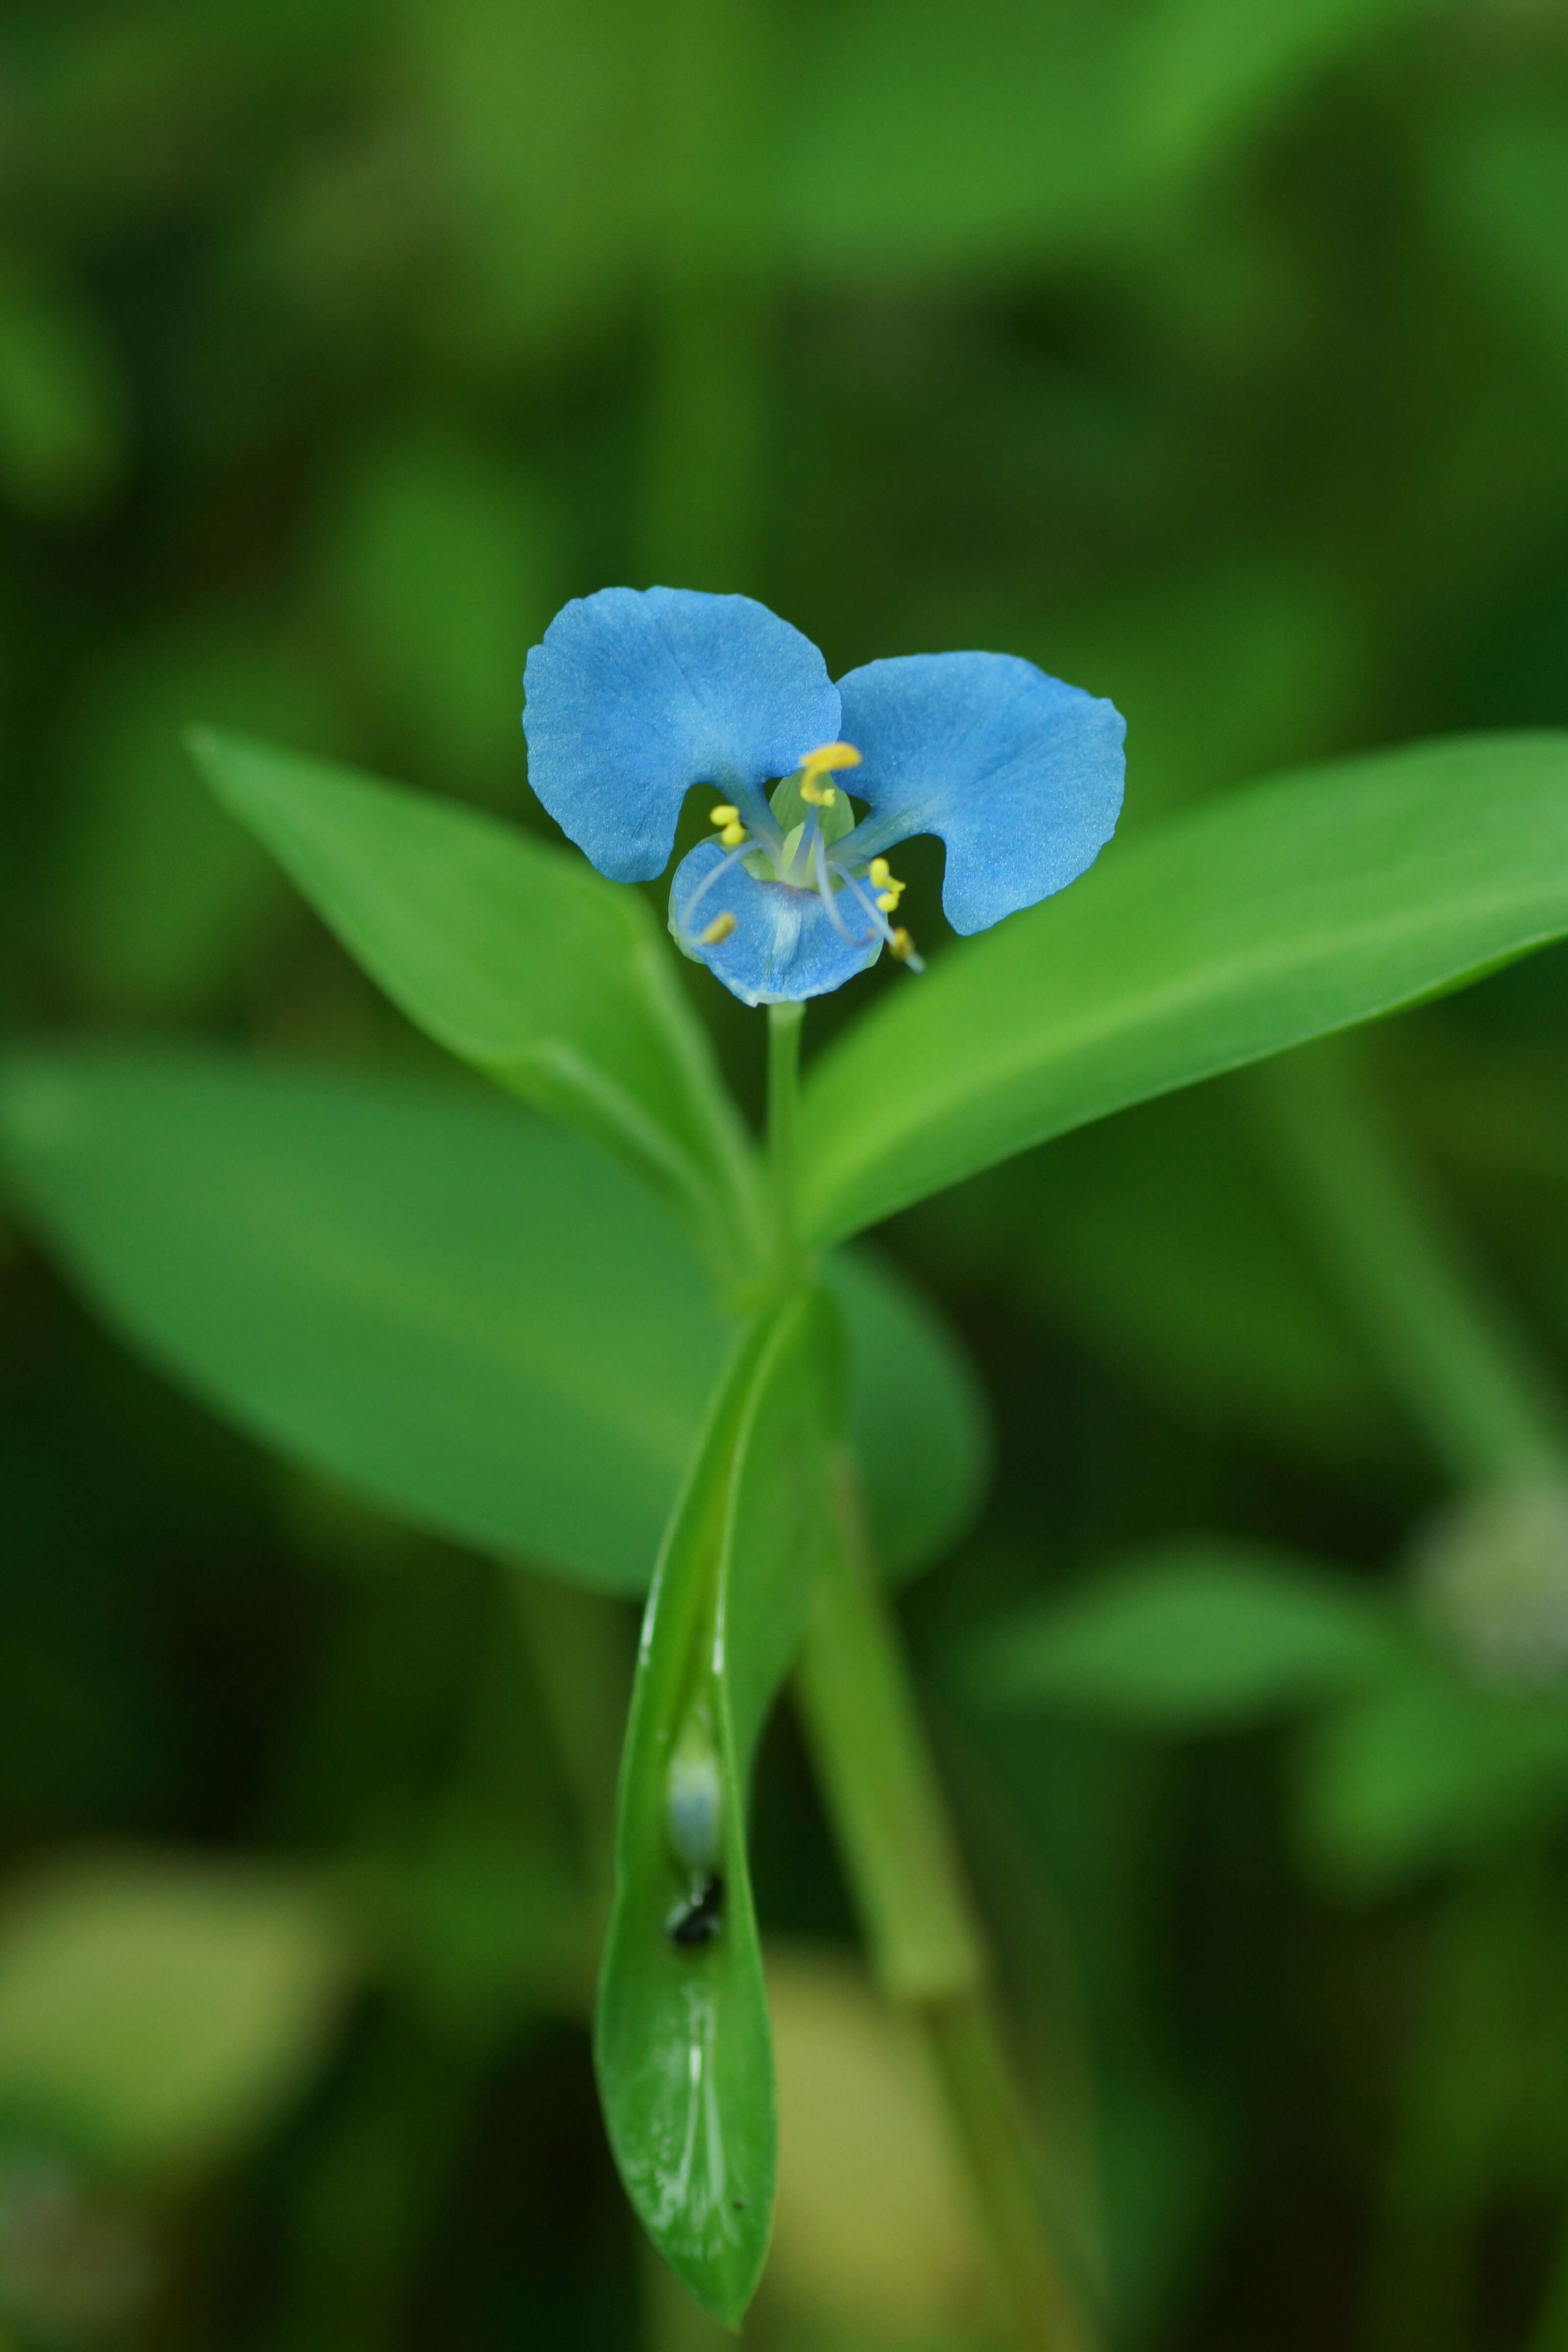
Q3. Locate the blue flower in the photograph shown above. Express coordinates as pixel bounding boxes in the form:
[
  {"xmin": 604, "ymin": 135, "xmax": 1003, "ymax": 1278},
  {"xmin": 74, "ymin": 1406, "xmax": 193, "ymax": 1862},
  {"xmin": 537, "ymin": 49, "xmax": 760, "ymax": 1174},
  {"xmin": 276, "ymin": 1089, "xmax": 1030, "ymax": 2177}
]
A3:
[{"xmin": 522, "ymin": 586, "xmax": 1125, "ymax": 1007}]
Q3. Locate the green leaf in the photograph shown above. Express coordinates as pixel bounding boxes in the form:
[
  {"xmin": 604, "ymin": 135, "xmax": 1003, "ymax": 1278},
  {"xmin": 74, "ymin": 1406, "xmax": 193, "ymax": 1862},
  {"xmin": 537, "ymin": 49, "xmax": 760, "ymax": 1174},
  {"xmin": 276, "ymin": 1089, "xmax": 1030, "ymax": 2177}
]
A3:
[
  {"xmin": 800, "ymin": 735, "xmax": 1568, "ymax": 1248},
  {"xmin": 0, "ymin": 1051, "xmax": 727, "ymax": 1595},
  {"xmin": 968, "ymin": 1543, "xmax": 1409, "ymax": 1729},
  {"xmin": 0, "ymin": 1852, "xmax": 353, "ymax": 2177},
  {"xmin": 1298, "ymin": 1671, "xmax": 1568, "ymax": 1892},
  {"xmin": 188, "ymin": 728, "xmax": 763, "ymax": 1268},
  {"xmin": 595, "ymin": 1292, "xmax": 840, "ymax": 2325},
  {"xmin": 0, "ymin": 1052, "xmax": 986, "ymax": 1594}
]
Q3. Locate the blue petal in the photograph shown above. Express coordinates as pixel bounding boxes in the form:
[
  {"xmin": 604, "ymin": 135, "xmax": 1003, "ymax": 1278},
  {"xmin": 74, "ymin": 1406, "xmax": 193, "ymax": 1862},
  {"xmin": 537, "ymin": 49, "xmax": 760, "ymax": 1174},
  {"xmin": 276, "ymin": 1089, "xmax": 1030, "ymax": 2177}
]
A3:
[
  {"xmin": 668, "ymin": 842, "xmax": 881, "ymax": 1007},
  {"xmin": 523, "ymin": 587, "xmax": 840, "ymax": 884},
  {"xmin": 835, "ymin": 652, "xmax": 1125, "ymax": 935}
]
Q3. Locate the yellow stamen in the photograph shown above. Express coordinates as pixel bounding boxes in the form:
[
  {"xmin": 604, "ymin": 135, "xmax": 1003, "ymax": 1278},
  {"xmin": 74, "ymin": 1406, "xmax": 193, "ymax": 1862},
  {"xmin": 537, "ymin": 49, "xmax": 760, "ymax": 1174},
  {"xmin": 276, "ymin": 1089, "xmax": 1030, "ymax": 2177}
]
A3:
[
  {"xmin": 718, "ymin": 822, "xmax": 745, "ymax": 847},
  {"xmin": 799, "ymin": 740, "xmax": 861, "ymax": 807},
  {"xmin": 889, "ymin": 927, "xmax": 917, "ymax": 961},
  {"xmin": 868, "ymin": 854, "xmax": 905, "ymax": 911},
  {"xmin": 699, "ymin": 912, "xmax": 737, "ymax": 946},
  {"xmin": 709, "ymin": 803, "xmax": 739, "ymax": 827}
]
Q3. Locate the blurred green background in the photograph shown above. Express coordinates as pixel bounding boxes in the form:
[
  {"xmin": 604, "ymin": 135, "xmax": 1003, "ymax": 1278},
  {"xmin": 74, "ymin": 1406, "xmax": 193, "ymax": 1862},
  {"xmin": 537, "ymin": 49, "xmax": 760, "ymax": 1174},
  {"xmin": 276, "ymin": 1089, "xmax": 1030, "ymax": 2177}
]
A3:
[{"xmin": 4, "ymin": 0, "xmax": 1568, "ymax": 2345}]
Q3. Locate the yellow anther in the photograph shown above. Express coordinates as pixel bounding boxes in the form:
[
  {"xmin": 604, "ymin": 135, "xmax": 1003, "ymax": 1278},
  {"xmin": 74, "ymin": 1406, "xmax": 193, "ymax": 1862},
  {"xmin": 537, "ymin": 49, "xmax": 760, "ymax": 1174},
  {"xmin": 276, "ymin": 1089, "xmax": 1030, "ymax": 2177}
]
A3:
[
  {"xmin": 718, "ymin": 822, "xmax": 746, "ymax": 847},
  {"xmin": 699, "ymin": 911, "xmax": 737, "ymax": 946},
  {"xmin": 709, "ymin": 803, "xmax": 739, "ymax": 827},
  {"xmin": 889, "ymin": 927, "xmax": 916, "ymax": 961},
  {"xmin": 799, "ymin": 740, "xmax": 861, "ymax": 806},
  {"xmin": 868, "ymin": 855, "xmax": 905, "ymax": 910}
]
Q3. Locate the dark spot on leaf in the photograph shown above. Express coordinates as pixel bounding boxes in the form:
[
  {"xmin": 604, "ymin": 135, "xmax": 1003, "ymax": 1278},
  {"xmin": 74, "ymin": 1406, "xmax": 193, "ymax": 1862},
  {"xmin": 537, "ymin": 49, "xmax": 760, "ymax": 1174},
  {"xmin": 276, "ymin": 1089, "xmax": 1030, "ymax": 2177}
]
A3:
[{"xmin": 666, "ymin": 1872, "xmax": 725, "ymax": 1947}]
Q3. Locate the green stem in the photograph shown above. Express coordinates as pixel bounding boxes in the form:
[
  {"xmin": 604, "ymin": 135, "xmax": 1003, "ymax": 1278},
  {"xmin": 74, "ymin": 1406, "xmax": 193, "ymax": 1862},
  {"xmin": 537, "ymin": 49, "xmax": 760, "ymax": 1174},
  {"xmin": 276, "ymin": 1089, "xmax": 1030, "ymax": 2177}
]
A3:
[
  {"xmin": 798, "ymin": 1462, "xmax": 982, "ymax": 2004},
  {"xmin": 767, "ymin": 1000, "xmax": 804, "ymax": 1282},
  {"xmin": 1251, "ymin": 1039, "xmax": 1568, "ymax": 1487},
  {"xmin": 765, "ymin": 998, "xmax": 1093, "ymax": 2351},
  {"xmin": 795, "ymin": 1461, "xmax": 1097, "ymax": 2352}
]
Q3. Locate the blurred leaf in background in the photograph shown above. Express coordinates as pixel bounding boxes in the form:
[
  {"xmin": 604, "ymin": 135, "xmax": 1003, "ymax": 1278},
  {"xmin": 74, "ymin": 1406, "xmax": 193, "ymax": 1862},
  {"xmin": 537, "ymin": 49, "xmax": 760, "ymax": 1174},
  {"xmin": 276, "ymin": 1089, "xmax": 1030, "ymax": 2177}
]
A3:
[
  {"xmin": 45, "ymin": 628, "xmax": 341, "ymax": 1018},
  {"xmin": 303, "ymin": 431, "xmax": 557, "ymax": 798},
  {"xmin": 0, "ymin": 1848, "xmax": 353, "ymax": 2178}
]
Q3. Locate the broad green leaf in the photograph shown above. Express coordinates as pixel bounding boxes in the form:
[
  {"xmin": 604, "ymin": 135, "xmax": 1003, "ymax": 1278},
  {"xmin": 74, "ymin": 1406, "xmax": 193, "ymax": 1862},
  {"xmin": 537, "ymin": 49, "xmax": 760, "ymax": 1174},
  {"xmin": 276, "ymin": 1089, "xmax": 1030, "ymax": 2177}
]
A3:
[
  {"xmin": 1298, "ymin": 1670, "xmax": 1568, "ymax": 1892},
  {"xmin": 968, "ymin": 1543, "xmax": 1409, "ymax": 1729},
  {"xmin": 0, "ymin": 1852, "xmax": 352, "ymax": 2177},
  {"xmin": 0, "ymin": 1052, "xmax": 727, "ymax": 1595},
  {"xmin": 800, "ymin": 735, "xmax": 1568, "ymax": 1249},
  {"xmin": 596, "ymin": 1292, "xmax": 840, "ymax": 2324},
  {"xmin": 0, "ymin": 1052, "xmax": 986, "ymax": 1594},
  {"xmin": 188, "ymin": 728, "xmax": 763, "ymax": 1267}
]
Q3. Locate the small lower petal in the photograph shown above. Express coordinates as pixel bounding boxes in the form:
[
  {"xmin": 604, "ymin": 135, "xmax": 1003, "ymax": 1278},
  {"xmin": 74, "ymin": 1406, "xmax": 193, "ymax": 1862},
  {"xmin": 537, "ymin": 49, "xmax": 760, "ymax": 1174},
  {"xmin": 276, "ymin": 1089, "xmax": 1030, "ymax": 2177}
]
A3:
[{"xmin": 669, "ymin": 841, "xmax": 882, "ymax": 1006}]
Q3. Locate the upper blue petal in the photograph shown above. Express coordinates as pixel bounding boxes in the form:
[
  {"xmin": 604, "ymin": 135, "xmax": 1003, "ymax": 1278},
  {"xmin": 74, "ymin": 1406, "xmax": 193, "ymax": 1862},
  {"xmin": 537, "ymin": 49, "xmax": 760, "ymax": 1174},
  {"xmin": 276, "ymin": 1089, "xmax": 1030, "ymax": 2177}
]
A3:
[
  {"xmin": 522, "ymin": 587, "xmax": 841, "ymax": 884},
  {"xmin": 668, "ymin": 842, "xmax": 881, "ymax": 1007},
  {"xmin": 835, "ymin": 652, "xmax": 1125, "ymax": 935}
]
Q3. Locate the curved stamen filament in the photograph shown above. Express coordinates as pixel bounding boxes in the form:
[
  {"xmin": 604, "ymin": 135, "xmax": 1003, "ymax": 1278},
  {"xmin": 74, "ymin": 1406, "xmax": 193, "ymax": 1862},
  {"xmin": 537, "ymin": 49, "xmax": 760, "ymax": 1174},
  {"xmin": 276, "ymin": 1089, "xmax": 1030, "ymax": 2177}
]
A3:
[
  {"xmin": 678, "ymin": 840, "xmax": 758, "ymax": 938},
  {"xmin": 833, "ymin": 864, "xmax": 926, "ymax": 970},
  {"xmin": 810, "ymin": 829, "xmax": 872, "ymax": 945}
]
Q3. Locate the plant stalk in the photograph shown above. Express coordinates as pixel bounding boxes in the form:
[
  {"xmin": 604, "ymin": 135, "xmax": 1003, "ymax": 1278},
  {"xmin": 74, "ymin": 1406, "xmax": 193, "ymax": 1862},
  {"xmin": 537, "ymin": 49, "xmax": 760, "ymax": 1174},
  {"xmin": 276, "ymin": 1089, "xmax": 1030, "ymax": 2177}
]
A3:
[
  {"xmin": 766, "ymin": 1007, "xmax": 1095, "ymax": 2352},
  {"xmin": 796, "ymin": 1461, "xmax": 1097, "ymax": 2352},
  {"xmin": 766, "ymin": 1000, "xmax": 804, "ymax": 1283}
]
